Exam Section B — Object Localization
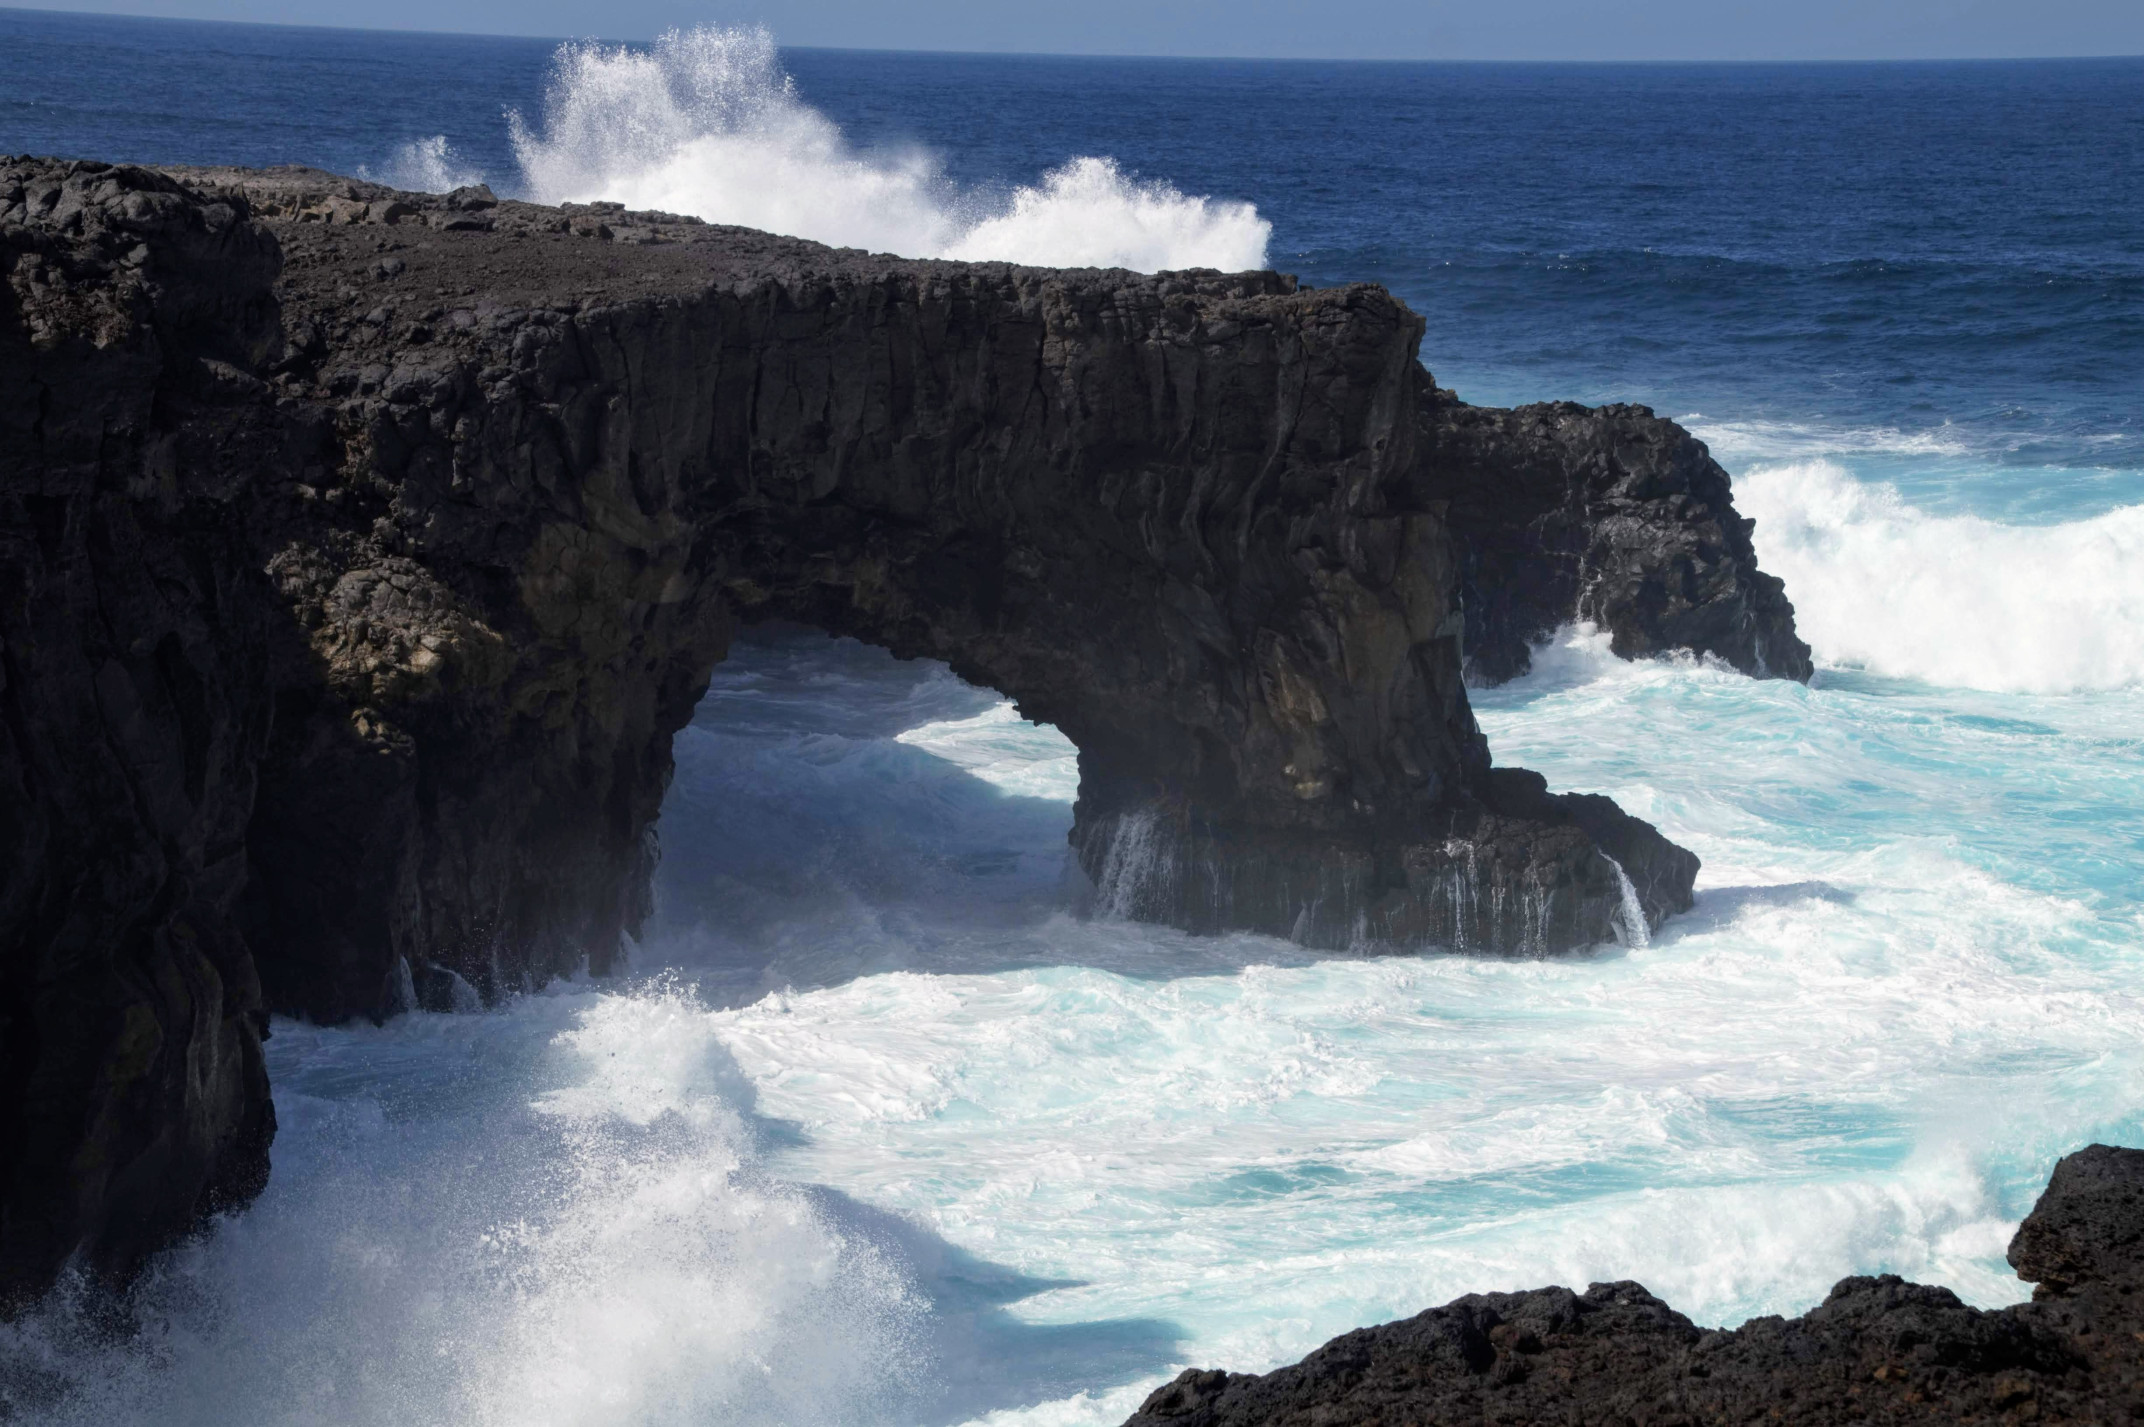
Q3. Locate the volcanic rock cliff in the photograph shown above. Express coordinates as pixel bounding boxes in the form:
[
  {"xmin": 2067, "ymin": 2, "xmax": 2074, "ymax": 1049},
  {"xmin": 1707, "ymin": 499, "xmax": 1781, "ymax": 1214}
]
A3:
[
  {"xmin": 1124, "ymin": 1143, "xmax": 2144, "ymax": 1427},
  {"xmin": 1, "ymin": 158, "xmax": 1803, "ymax": 1302},
  {"xmin": 1426, "ymin": 390, "xmax": 1812, "ymax": 685}
]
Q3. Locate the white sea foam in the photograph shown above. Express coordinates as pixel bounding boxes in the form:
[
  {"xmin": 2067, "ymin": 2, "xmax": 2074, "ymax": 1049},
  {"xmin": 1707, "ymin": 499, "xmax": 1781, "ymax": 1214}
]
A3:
[
  {"xmin": 15, "ymin": 624, "xmax": 2144, "ymax": 1427},
  {"xmin": 895, "ymin": 702, "xmax": 1080, "ymax": 802},
  {"xmin": 1737, "ymin": 459, "xmax": 2144, "ymax": 692},
  {"xmin": 359, "ymin": 134, "xmax": 488, "ymax": 194},
  {"xmin": 508, "ymin": 26, "xmax": 1269, "ymax": 271},
  {"xmin": 940, "ymin": 156, "xmax": 1268, "ymax": 269},
  {"xmin": 705, "ymin": 836, "xmax": 2131, "ymax": 1375},
  {"xmin": 0, "ymin": 989, "xmax": 927, "ymax": 1427}
]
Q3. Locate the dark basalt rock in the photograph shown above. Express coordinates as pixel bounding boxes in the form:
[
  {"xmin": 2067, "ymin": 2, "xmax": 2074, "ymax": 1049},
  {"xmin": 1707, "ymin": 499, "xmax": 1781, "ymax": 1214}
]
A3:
[
  {"xmin": 0, "ymin": 160, "xmax": 279, "ymax": 1310},
  {"xmin": 1423, "ymin": 387, "xmax": 1815, "ymax": 685},
  {"xmin": 2008, "ymin": 1143, "xmax": 2144, "ymax": 1296},
  {"xmin": 0, "ymin": 159, "xmax": 1790, "ymax": 1302},
  {"xmin": 1081, "ymin": 766, "xmax": 1694, "ymax": 952},
  {"xmin": 1124, "ymin": 1143, "xmax": 2144, "ymax": 1427}
]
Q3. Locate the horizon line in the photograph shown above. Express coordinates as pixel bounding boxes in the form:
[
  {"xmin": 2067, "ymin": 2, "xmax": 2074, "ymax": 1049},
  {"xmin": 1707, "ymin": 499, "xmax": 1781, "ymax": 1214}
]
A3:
[{"xmin": 5, "ymin": 5, "xmax": 2143, "ymax": 65}]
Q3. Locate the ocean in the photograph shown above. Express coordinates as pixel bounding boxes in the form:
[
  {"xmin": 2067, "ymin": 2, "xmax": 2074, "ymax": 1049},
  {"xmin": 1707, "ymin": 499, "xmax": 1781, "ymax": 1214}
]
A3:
[{"xmin": 2, "ymin": 10, "xmax": 2141, "ymax": 1425}]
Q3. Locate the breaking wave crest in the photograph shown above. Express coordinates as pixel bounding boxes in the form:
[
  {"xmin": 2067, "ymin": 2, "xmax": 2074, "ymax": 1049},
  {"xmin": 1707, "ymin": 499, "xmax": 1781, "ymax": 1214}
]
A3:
[
  {"xmin": 1739, "ymin": 459, "xmax": 2144, "ymax": 693},
  {"xmin": 1680, "ymin": 414, "xmax": 1979, "ymax": 465},
  {"xmin": 508, "ymin": 26, "xmax": 1270, "ymax": 272}
]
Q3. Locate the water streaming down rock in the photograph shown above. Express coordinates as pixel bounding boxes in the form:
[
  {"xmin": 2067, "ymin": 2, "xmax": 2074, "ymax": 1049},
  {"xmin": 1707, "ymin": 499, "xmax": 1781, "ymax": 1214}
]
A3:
[
  {"xmin": 5, "ymin": 26, "xmax": 2144, "ymax": 1426},
  {"xmin": 9, "ymin": 612, "xmax": 2134, "ymax": 1426},
  {"xmin": 1605, "ymin": 857, "xmax": 1651, "ymax": 950},
  {"xmin": 1073, "ymin": 775, "xmax": 1688, "ymax": 956}
]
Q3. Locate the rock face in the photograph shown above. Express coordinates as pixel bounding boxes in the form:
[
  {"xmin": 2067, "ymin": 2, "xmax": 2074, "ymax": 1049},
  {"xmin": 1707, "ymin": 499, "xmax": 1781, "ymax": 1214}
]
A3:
[
  {"xmin": 1421, "ymin": 389, "xmax": 1814, "ymax": 685},
  {"xmin": 0, "ymin": 162, "xmax": 280, "ymax": 1308},
  {"xmin": 1125, "ymin": 1144, "xmax": 2144, "ymax": 1427},
  {"xmin": 0, "ymin": 159, "xmax": 1798, "ymax": 1303}
]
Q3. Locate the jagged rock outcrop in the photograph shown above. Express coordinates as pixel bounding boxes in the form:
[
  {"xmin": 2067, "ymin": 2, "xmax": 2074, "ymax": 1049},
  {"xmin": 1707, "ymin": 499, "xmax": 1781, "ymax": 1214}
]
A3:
[
  {"xmin": 0, "ymin": 158, "xmax": 1798, "ymax": 1303},
  {"xmin": 1125, "ymin": 1143, "xmax": 2144, "ymax": 1427},
  {"xmin": 1422, "ymin": 388, "xmax": 1814, "ymax": 684}
]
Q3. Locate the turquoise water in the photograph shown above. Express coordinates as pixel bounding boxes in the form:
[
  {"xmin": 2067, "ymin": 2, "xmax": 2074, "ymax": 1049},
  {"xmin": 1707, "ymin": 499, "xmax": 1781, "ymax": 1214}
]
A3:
[
  {"xmin": 23, "ymin": 612, "xmax": 2136, "ymax": 1426},
  {"xmin": 3, "ymin": 14, "xmax": 2141, "ymax": 1427}
]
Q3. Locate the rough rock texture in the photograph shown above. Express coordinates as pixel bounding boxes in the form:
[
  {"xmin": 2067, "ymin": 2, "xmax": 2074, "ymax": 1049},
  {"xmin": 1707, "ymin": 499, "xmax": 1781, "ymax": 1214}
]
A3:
[
  {"xmin": 188, "ymin": 164, "xmax": 1706, "ymax": 978},
  {"xmin": 1124, "ymin": 1144, "xmax": 2144, "ymax": 1427},
  {"xmin": 1422, "ymin": 389, "xmax": 1814, "ymax": 685},
  {"xmin": 0, "ymin": 161, "xmax": 280, "ymax": 1307},
  {"xmin": 0, "ymin": 159, "xmax": 1797, "ymax": 1302}
]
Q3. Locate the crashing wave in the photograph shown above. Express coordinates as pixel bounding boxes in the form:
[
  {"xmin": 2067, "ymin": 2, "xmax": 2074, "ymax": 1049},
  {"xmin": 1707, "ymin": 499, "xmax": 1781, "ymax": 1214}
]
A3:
[
  {"xmin": 506, "ymin": 25, "xmax": 1270, "ymax": 272},
  {"xmin": 1739, "ymin": 459, "xmax": 2144, "ymax": 694}
]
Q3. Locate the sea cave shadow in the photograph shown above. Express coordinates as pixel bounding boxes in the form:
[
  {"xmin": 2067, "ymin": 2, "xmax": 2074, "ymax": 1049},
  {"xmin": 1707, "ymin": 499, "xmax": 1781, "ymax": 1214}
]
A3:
[
  {"xmin": 647, "ymin": 623, "xmax": 1716, "ymax": 1005},
  {"xmin": 645, "ymin": 734, "xmax": 1674, "ymax": 1001},
  {"xmin": 645, "ymin": 625, "xmax": 1390, "ymax": 1001}
]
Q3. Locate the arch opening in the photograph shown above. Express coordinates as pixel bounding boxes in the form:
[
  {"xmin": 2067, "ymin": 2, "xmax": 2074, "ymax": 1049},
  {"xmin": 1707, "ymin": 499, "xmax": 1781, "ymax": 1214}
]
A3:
[{"xmin": 640, "ymin": 624, "xmax": 1091, "ymax": 992}]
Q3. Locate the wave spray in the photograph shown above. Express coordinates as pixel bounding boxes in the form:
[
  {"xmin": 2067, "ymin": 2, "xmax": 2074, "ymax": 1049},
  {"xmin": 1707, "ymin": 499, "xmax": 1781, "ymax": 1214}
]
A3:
[
  {"xmin": 507, "ymin": 26, "xmax": 1271, "ymax": 273},
  {"xmin": 1740, "ymin": 460, "xmax": 2144, "ymax": 693}
]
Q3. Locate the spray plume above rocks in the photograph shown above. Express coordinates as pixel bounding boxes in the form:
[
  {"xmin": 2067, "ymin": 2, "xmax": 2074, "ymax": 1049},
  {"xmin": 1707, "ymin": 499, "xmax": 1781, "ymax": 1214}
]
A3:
[{"xmin": 362, "ymin": 25, "xmax": 1274, "ymax": 273}]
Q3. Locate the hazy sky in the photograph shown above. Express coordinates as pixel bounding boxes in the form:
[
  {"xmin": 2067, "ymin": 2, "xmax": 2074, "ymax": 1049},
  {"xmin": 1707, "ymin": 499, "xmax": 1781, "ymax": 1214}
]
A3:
[{"xmin": 11, "ymin": 0, "xmax": 2144, "ymax": 59}]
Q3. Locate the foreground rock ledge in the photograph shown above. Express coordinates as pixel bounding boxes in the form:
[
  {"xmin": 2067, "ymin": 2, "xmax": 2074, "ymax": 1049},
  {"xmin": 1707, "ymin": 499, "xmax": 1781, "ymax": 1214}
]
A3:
[
  {"xmin": 1, "ymin": 158, "xmax": 1802, "ymax": 1300},
  {"xmin": 1127, "ymin": 1144, "xmax": 2144, "ymax": 1427}
]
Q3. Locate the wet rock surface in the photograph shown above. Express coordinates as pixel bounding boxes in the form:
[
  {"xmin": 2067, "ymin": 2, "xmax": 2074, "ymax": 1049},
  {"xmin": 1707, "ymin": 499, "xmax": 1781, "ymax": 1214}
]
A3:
[
  {"xmin": 2, "ymin": 159, "xmax": 1793, "ymax": 1300},
  {"xmin": 1124, "ymin": 1144, "xmax": 2144, "ymax": 1427}
]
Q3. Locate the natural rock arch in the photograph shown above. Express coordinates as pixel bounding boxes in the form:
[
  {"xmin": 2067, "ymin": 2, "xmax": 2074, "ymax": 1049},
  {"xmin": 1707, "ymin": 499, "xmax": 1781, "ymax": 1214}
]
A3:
[
  {"xmin": 2, "ymin": 159, "xmax": 1805, "ymax": 1301},
  {"xmin": 225, "ymin": 172, "xmax": 1701, "ymax": 1027}
]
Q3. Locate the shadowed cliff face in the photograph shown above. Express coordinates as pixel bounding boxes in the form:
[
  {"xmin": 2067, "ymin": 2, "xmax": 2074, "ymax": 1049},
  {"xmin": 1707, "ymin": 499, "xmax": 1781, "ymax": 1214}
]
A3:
[
  {"xmin": 0, "ymin": 162, "xmax": 281, "ymax": 1308},
  {"xmin": 1123, "ymin": 1144, "xmax": 2144, "ymax": 1427},
  {"xmin": 0, "ymin": 159, "xmax": 1798, "ymax": 1302}
]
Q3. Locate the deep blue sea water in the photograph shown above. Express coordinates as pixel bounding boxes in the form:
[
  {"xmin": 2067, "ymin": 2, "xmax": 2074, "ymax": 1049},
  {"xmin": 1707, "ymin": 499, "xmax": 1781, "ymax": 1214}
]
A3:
[
  {"xmin": 6, "ymin": 9, "xmax": 2141, "ymax": 500},
  {"xmin": 3, "ymin": 10, "xmax": 2142, "ymax": 1426}
]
